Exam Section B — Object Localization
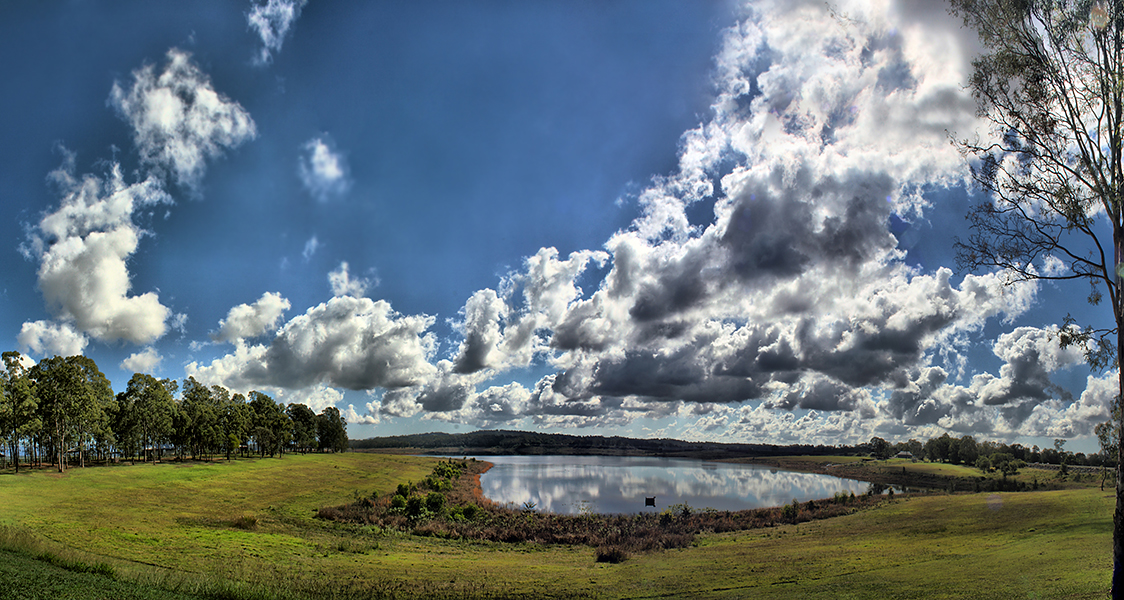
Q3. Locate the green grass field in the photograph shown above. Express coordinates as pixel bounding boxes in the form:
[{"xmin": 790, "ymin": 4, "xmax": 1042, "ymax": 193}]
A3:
[
  {"xmin": 0, "ymin": 453, "xmax": 1112, "ymax": 599},
  {"xmin": 767, "ymin": 454, "xmax": 998, "ymax": 478}
]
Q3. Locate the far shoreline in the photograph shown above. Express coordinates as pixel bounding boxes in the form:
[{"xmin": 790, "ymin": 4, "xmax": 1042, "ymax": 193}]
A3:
[{"xmin": 360, "ymin": 446, "xmax": 1080, "ymax": 494}]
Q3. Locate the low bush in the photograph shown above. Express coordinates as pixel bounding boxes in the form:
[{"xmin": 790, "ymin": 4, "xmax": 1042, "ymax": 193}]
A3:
[
  {"xmin": 231, "ymin": 514, "xmax": 258, "ymax": 530},
  {"xmin": 405, "ymin": 495, "xmax": 425, "ymax": 518},
  {"xmin": 425, "ymin": 492, "xmax": 446, "ymax": 514},
  {"xmin": 781, "ymin": 499, "xmax": 798, "ymax": 523},
  {"xmin": 595, "ymin": 544, "xmax": 629, "ymax": 564}
]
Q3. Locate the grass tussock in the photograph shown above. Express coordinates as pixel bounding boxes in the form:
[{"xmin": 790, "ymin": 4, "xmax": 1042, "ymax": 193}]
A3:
[
  {"xmin": 231, "ymin": 514, "xmax": 258, "ymax": 530},
  {"xmin": 318, "ymin": 460, "xmax": 886, "ymax": 562}
]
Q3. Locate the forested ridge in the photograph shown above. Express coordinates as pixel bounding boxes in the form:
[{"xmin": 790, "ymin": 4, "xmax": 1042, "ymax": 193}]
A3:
[
  {"xmin": 0, "ymin": 351, "xmax": 348, "ymax": 472},
  {"xmin": 353, "ymin": 430, "xmax": 848, "ymax": 458}
]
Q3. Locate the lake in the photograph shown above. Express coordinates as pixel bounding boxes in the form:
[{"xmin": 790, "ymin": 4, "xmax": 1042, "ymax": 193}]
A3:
[{"xmin": 475, "ymin": 455, "xmax": 882, "ymax": 515}]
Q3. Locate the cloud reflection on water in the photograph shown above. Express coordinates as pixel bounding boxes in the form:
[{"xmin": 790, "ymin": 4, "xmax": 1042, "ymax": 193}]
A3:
[{"xmin": 477, "ymin": 456, "xmax": 874, "ymax": 514}]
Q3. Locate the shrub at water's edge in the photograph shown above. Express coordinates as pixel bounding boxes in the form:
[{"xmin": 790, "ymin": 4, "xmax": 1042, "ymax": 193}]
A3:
[{"xmin": 316, "ymin": 458, "xmax": 888, "ymax": 561}]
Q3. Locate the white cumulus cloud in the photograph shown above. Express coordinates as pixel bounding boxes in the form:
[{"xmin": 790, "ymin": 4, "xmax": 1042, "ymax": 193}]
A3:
[
  {"xmin": 247, "ymin": 0, "xmax": 308, "ymax": 65},
  {"xmin": 298, "ymin": 134, "xmax": 351, "ymax": 202},
  {"xmin": 188, "ymin": 1, "xmax": 1103, "ymax": 448},
  {"xmin": 121, "ymin": 347, "xmax": 163, "ymax": 373},
  {"xmin": 328, "ymin": 262, "xmax": 372, "ymax": 297},
  {"xmin": 23, "ymin": 157, "xmax": 174, "ymax": 345},
  {"xmin": 302, "ymin": 235, "xmax": 320, "ymax": 262},
  {"xmin": 344, "ymin": 403, "xmax": 380, "ymax": 425},
  {"xmin": 109, "ymin": 48, "xmax": 256, "ymax": 191},
  {"xmin": 190, "ymin": 295, "xmax": 437, "ymax": 392},
  {"xmin": 212, "ymin": 292, "xmax": 291, "ymax": 343},
  {"xmin": 279, "ymin": 383, "xmax": 344, "ymax": 412},
  {"xmin": 18, "ymin": 320, "xmax": 89, "ymax": 358}
]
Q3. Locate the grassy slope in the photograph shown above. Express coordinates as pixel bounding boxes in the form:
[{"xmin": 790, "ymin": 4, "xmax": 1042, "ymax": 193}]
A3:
[
  {"xmin": 757, "ymin": 455, "xmax": 1096, "ymax": 493},
  {"xmin": 0, "ymin": 454, "xmax": 440, "ymax": 597},
  {"xmin": 0, "ymin": 548, "xmax": 205, "ymax": 600},
  {"xmin": 0, "ymin": 453, "xmax": 1112, "ymax": 599},
  {"xmin": 764, "ymin": 455, "xmax": 990, "ymax": 478},
  {"xmin": 610, "ymin": 489, "xmax": 1109, "ymax": 599}
]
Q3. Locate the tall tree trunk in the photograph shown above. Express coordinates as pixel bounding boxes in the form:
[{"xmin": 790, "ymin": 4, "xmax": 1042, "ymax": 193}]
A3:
[
  {"xmin": 1115, "ymin": 232, "xmax": 1124, "ymax": 599},
  {"xmin": 1114, "ymin": 11, "xmax": 1124, "ymax": 597},
  {"xmin": 55, "ymin": 419, "xmax": 63, "ymax": 473},
  {"xmin": 1116, "ymin": 339, "xmax": 1122, "ymax": 598}
]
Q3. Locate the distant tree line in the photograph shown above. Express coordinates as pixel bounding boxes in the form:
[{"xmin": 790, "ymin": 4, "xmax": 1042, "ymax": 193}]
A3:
[
  {"xmin": 0, "ymin": 351, "xmax": 348, "ymax": 472},
  {"xmin": 351, "ymin": 430, "xmax": 846, "ymax": 458},
  {"xmin": 863, "ymin": 433, "xmax": 1114, "ymax": 470},
  {"xmin": 355, "ymin": 429, "xmax": 1117, "ymax": 473}
]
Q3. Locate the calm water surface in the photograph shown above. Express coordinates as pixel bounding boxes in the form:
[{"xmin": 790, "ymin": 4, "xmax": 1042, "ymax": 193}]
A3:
[{"xmin": 476, "ymin": 455, "xmax": 879, "ymax": 515}]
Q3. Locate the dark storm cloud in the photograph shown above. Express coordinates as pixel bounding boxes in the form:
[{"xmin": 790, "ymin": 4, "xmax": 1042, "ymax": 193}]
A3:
[
  {"xmin": 453, "ymin": 289, "xmax": 505, "ymax": 374},
  {"xmin": 885, "ymin": 366, "xmax": 949, "ymax": 425},
  {"xmin": 767, "ymin": 375, "xmax": 862, "ymax": 412},
  {"xmin": 527, "ymin": 373, "xmax": 624, "ymax": 418},
  {"xmin": 802, "ymin": 311, "xmax": 956, "ymax": 388},
  {"xmin": 415, "ymin": 377, "xmax": 473, "ymax": 413},
  {"xmin": 971, "ymin": 327, "xmax": 1079, "ymax": 407},
  {"xmin": 551, "ymin": 300, "xmax": 612, "ymax": 352},
  {"xmin": 721, "ymin": 168, "xmax": 898, "ymax": 282},
  {"xmin": 588, "ymin": 349, "xmax": 763, "ymax": 404},
  {"xmin": 627, "ymin": 252, "xmax": 712, "ymax": 322}
]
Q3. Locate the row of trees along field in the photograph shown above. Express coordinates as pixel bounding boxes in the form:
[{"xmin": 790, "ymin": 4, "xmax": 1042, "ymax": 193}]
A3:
[
  {"xmin": 865, "ymin": 433, "xmax": 1116, "ymax": 469},
  {"xmin": 0, "ymin": 351, "xmax": 348, "ymax": 473}
]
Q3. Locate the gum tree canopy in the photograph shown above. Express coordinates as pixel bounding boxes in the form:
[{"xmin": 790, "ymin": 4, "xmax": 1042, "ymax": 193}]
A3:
[{"xmin": 949, "ymin": 0, "xmax": 1124, "ymax": 594}]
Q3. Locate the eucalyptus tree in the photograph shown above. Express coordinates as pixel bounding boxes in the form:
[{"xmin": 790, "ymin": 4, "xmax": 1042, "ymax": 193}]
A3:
[
  {"xmin": 949, "ymin": 0, "xmax": 1124, "ymax": 592},
  {"xmin": 248, "ymin": 391, "xmax": 290, "ymax": 457},
  {"xmin": 227, "ymin": 392, "xmax": 253, "ymax": 459},
  {"xmin": 1100, "ymin": 401, "xmax": 1121, "ymax": 489},
  {"xmin": 30, "ymin": 356, "xmax": 113, "ymax": 471},
  {"xmin": 113, "ymin": 388, "xmax": 140, "ymax": 461},
  {"xmin": 213, "ymin": 385, "xmax": 251, "ymax": 460},
  {"xmin": 212, "ymin": 384, "xmax": 232, "ymax": 459},
  {"xmin": 0, "ymin": 352, "xmax": 39, "ymax": 471},
  {"xmin": 67, "ymin": 355, "xmax": 115, "ymax": 466},
  {"xmin": 181, "ymin": 377, "xmax": 220, "ymax": 460},
  {"xmin": 286, "ymin": 403, "xmax": 318, "ymax": 454},
  {"xmin": 169, "ymin": 400, "xmax": 190, "ymax": 460},
  {"xmin": 120, "ymin": 373, "xmax": 175, "ymax": 462},
  {"xmin": 959, "ymin": 435, "xmax": 981, "ymax": 467},
  {"xmin": 316, "ymin": 406, "xmax": 348, "ymax": 453}
]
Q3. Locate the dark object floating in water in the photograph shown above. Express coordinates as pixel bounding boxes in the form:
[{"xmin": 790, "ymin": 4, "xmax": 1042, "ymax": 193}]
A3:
[{"xmin": 645, "ymin": 496, "xmax": 656, "ymax": 507}]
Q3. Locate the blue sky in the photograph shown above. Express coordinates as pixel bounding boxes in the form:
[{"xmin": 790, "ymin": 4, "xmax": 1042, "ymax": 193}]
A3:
[{"xmin": 0, "ymin": 1, "xmax": 1114, "ymax": 452}]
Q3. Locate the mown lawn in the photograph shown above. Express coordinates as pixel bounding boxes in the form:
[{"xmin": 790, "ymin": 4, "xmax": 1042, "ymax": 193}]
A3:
[{"xmin": 0, "ymin": 453, "xmax": 1112, "ymax": 599}]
